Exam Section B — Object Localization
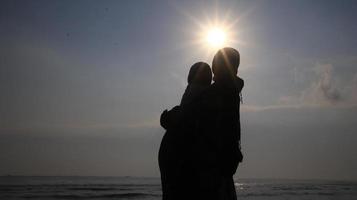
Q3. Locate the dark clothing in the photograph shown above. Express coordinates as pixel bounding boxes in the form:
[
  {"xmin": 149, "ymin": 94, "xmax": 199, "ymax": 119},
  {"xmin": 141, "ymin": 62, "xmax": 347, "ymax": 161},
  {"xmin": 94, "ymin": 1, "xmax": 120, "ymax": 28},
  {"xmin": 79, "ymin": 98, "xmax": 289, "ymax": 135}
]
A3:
[
  {"xmin": 193, "ymin": 77, "xmax": 244, "ymax": 199},
  {"xmin": 158, "ymin": 106, "xmax": 197, "ymax": 200},
  {"xmin": 159, "ymin": 77, "xmax": 244, "ymax": 200},
  {"xmin": 198, "ymin": 77, "xmax": 243, "ymax": 173},
  {"xmin": 158, "ymin": 129, "xmax": 178, "ymax": 200},
  {"xmin": 159, "ymin": 107, "xmax": 181, "ymax": 200}
]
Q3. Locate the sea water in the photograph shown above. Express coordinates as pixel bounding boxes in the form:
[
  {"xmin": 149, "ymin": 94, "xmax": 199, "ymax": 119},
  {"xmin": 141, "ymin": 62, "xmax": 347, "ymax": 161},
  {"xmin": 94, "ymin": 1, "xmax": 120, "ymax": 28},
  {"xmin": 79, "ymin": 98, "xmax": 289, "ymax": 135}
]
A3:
[{"xmin": 0, "ymin": 176, "xmax": 356, "ymax": 200}]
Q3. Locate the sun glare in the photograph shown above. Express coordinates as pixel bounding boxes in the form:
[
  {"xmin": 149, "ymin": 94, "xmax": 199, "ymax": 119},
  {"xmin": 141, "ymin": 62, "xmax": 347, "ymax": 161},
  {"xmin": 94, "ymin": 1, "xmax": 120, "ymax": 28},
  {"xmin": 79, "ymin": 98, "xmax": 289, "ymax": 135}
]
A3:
[
  {"xmin": 177, "ymin": 7, "xmax": 248, "ymax": 57},
  {"xmin": 206, "ymin": 28, "xmax": 226, "ymax": 48}
]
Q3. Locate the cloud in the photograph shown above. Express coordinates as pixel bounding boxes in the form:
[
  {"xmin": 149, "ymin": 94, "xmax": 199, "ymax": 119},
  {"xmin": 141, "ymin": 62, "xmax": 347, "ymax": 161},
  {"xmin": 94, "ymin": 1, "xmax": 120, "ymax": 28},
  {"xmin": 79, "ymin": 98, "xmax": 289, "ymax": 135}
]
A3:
[
  {"xmin": 313, "ymin": 63, "xmax": 341, "ymax": 103},
  {"xmin": 242, "ymin": 61, "xmax": 357, "ymax": 112},
  {"xmin": 349, "ymin": 73, "xmax": 357, "ymax": 102},
  {"xmin": 292, "ymin": 63, "xmax": 342, "ymax": 106},
  {"xmin": 277, "ymin": 63, "xmax": 356, "ymax": 107}
]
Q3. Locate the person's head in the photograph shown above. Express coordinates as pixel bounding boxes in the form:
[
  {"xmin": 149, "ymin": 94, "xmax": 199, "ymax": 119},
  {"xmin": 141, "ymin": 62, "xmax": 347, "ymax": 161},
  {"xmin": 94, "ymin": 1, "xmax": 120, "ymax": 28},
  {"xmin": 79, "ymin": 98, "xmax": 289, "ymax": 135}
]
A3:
[
  {"xmin": 187, "ymin": 62, "xmax": 212, "ymax": 86},
  {"xmin": 212, "ymin": 47, "xmax": 240, "ymax": 82}
]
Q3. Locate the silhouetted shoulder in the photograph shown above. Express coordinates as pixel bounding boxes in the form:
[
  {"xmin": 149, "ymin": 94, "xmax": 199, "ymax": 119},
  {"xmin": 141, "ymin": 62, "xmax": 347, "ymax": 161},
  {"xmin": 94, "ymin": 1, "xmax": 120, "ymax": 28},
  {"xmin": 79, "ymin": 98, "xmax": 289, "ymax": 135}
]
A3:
[{"xmin": 235, "ymin": 77, "xmax": 244, "ymax": 93}]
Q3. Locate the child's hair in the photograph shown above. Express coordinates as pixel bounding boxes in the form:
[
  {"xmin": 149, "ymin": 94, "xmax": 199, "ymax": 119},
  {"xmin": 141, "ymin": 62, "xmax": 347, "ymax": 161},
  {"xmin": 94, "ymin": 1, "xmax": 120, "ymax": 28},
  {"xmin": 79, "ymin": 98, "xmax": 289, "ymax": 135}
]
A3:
[{"xmin": 187, "ymin": 62, "xmax": 212, "ymax": 86}]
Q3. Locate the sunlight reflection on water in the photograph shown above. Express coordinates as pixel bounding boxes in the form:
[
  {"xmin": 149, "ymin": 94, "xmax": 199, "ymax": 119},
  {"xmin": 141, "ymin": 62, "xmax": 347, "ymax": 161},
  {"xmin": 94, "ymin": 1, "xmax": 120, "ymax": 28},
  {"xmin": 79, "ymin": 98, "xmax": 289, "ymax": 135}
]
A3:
[{"xmin": 235, "ymin": 182, "xmax": 244, "ymax": 190}]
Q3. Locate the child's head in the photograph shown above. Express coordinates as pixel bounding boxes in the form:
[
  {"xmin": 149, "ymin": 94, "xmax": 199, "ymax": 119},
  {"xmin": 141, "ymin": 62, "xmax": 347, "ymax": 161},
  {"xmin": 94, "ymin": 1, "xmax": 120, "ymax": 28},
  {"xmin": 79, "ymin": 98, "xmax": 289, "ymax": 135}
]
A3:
[
  {"xmin": 187, "ymin": 62, "xmax": 212, "ymax": 86},
  {"xmin": 212, "ymin": 47, "xmax": 240, "ymax": 81}
]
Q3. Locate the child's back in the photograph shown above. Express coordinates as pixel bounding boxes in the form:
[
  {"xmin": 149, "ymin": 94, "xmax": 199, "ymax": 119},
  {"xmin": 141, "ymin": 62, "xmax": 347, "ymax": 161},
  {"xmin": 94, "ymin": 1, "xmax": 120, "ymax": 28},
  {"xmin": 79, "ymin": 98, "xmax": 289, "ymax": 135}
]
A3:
[{"xmin": 159, "ymin": 62, "xmax": 212, "ymax": 200}]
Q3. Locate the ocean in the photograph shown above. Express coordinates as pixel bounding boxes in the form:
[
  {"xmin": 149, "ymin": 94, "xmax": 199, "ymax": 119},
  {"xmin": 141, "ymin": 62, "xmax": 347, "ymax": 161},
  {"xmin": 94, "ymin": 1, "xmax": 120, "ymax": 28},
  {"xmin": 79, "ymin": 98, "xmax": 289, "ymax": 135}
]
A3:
[{"xmin": 0, "ymin": 176, "xmax": 356, "ymax": 200}]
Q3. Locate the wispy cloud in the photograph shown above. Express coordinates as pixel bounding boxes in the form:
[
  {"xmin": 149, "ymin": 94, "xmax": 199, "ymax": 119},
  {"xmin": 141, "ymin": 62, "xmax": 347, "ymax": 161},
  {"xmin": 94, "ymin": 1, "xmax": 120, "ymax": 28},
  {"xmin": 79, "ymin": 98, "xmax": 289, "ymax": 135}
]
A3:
[
  {"xmin": 242, "ymin": 62, "xmax": 357, "ymax": 112},
  {"xmin": 293, "ymin": 63, "xmax": 343, "ymax": 105}
]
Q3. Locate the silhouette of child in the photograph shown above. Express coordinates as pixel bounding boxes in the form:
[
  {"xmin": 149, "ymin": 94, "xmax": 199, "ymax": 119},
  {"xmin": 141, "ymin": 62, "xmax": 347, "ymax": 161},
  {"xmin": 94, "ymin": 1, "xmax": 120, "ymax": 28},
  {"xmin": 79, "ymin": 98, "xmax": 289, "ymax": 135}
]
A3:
[{"xmin": 159, "ymin": 62, "xmax": 212, "ymax": 200}]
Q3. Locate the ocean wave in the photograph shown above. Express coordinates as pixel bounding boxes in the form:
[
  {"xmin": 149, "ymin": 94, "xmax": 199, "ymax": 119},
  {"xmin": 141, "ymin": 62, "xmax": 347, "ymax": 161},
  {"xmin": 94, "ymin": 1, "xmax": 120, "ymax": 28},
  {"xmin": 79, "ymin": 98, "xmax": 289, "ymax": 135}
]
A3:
[
  {"xmin": 67, "ymin": 187, "xmax": 118, "ymax": 191},
  {"xmin": 23, "ymin": 192, "xmax": 160, "ymax": 199}
]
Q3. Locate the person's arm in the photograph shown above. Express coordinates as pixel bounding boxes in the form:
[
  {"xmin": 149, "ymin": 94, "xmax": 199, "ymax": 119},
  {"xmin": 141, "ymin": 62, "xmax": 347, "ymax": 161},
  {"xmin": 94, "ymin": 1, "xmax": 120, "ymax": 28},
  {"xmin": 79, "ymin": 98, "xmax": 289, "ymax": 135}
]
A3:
[
  {"xmin": 160, "ymin": 106, "xmax": 182, "ymax": 130},
  {"xmin": 160, "ymin": 90, "xmax": 207, "ymax": 132}
]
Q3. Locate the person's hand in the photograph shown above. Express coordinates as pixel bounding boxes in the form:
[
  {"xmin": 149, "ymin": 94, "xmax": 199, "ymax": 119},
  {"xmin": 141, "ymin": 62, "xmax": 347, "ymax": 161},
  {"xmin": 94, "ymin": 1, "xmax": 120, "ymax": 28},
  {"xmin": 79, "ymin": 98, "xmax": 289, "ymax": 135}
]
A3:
[{"xmin": 160, "ymin": 109, "xmax": 169, "ymax": 129}]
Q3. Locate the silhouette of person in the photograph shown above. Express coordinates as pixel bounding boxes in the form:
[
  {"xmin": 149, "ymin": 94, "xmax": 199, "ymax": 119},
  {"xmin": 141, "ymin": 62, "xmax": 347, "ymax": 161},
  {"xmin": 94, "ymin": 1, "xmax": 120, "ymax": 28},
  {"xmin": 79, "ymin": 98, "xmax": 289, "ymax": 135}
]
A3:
[
  {"xmin": 159, "ymin": 47, "xmax": 244, "ymax": 200},
  {"xmin": 194, "ymin": 47, "xmax": 244, "ymax": 200},
  {"xmin": 159, "ymin": 62, "xmax": 212, "ymax": 200}
]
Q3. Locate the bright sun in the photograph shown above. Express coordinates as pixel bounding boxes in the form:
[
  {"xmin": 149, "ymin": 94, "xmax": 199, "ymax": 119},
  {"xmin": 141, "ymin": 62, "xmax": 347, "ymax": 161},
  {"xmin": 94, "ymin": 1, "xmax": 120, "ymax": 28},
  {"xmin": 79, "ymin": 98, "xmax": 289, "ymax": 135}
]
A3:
[
  {"xmin": 206, "ymin": 27, "xmax": 226, "ymax": 48},
  {"xmin": 182, "ymin": 10, "xmax": 246, "ymax": 56},
  {"xmin": 198, "ymin": 23, "xmax": 233, "ymax": 52}
]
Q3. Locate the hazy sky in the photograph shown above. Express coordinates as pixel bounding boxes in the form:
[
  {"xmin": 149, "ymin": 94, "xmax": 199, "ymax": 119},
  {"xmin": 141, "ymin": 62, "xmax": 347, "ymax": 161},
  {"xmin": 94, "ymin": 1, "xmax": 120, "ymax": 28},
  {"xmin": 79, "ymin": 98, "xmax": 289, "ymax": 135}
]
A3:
[{"xmin": 1, "ymin": 0, "xmax": 357, "ymax": 180}]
